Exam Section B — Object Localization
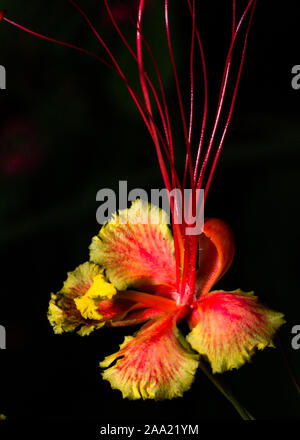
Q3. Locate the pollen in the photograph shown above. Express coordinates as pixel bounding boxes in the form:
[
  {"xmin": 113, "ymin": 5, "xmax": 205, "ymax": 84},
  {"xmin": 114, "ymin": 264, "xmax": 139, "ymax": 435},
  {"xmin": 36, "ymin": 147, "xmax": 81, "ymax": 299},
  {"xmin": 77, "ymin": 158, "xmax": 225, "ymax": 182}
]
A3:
[
  {"xmin": 87, "ymin": 274, "xmax": 117, "ymax": 300},
  {"xmin": 74, "ymin": 274, "xmax": 117, "ymax": 320}
]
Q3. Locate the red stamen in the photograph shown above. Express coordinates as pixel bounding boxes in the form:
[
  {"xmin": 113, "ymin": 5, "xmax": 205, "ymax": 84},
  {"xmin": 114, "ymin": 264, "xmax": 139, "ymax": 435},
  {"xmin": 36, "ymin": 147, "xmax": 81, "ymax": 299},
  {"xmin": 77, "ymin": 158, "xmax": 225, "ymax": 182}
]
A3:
[
  {"xmin": 104, "ymin": 0, "xmax": 171, "ymax": 157},
  {"xmin": 204, "ymin": 0, "xmax": 257, "ymax": 199},
  {"xmin": 165, "ymin": 0, "xmax": 194, "ymax": 191},
  {"xmin": 181, "ymin": 0, "xmax": 256, "ymax": 303},
  {"xmin": 133, "ymin": 17, "xmax": 186, "ymax": 251},
  {"xmin": 68, "ymin": 1, "xmax": 173, "ymax": 194},
  {"xmin": 112, "ymin": 3, "xmax": 178, "ymax": 182},
  {"xmin": 196, "ymin": 0, "xmax": 256, "ymax": 192},
  {"xmin": 182, "ymin": 0, "xmax": 196, "ymax": 191},
  {"xmin": 232, "ymin": 0, "xmax": 236, "ymax": 38},
  {"xmin": 3, "ymin": 6, "xmax": 178, "ymax": 211},
  {"xmin": 184, "ymin": 0, "xmax": 208, "ymax": 300},
  {"xmin": 136, "ymin": 0, "xmax": 184, "ymax": 284},
  {"xmin": 186, "ymin": 0, "xmax": 208, "ymax": 184},
  {"xmin": 2, "ymin": 2, "xmax": 257, "ymax": 304},
  {"xmin": 188, "ymin": 0, "xmax": 196, "ymax": 150},
  {"xmin": 3, "ymin": 12, "xmax": 170, "ymax": 182},
  {"xmin": 2, "ymin": 16, "xmax": 112, "ymax": 69}
]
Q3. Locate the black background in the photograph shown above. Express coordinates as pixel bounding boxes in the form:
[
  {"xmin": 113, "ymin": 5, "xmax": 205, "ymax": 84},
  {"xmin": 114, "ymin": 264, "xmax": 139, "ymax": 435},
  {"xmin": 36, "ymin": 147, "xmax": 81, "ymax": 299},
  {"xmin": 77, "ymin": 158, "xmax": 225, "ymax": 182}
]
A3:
[{"xmin": 0, "ymin": 0, "xmax": 299, "ymax": 426}]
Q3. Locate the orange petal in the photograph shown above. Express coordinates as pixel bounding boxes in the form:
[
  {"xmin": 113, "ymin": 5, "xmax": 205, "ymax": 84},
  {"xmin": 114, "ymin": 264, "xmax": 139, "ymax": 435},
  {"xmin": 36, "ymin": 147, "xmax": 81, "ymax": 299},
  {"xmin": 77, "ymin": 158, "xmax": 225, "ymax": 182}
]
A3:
[
  {"xmin": 196, "ymin": 218, "xmax": 235, "ymax": 296},
  {"xmin": 107, "ymin": 307, "xmax": 164, "ymax": 327},
  {"xmin": 100, "ymin": 314, "xmax": 199, "ymax": 400},
  {"xmin": 187, "ymin": 289, "xmax": 285, "ymax": 373},
  {"xmin": 96, "ymin": 297, "xmax": 137, "ymax": 321},
  {"xmin": 90, "ymin": 199, "xmax": 177, "ymax": 292}
]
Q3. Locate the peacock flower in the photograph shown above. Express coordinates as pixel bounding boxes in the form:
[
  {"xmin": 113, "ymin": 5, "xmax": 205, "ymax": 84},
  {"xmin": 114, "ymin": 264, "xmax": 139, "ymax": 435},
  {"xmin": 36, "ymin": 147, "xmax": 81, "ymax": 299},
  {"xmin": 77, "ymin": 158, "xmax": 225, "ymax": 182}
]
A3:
[
  {"xmin": 48, "ymin": 198, "xmax": 284, "ymax": 399},
  {"xmin": 1, "ymin": 0, "xmax": 285, "ymax": 403}
]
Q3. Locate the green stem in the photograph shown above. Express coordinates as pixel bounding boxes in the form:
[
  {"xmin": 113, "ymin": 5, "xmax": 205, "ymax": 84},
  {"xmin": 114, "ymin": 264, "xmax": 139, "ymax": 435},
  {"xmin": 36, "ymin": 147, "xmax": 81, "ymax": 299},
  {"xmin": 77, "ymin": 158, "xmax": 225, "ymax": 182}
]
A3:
[{"xmin": 198, "ymin": 360, "xmax": 255, "ymax": 420}]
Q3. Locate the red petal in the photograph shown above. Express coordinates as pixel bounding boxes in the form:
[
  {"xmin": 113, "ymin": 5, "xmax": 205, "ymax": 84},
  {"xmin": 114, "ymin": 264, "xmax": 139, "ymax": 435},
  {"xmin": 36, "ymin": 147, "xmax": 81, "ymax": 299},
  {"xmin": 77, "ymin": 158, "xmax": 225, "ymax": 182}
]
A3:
[
  {"xmin": 187, "ymin": 289, "xmax": 285, "ymax": 373},
  {"xmin": 196, "ymin": 218, "xmax": 235, "ymax": 296},
  {"xmin": 0, "ymin": 11, "xmax": 6, "ymax": 21},
  {"xmin": 100, "ymin": 314, "xmax": 199, "ymax": 399},
  {"xmin": 90, "ymin": 200, "xmax": 176, "ymax": 293}
]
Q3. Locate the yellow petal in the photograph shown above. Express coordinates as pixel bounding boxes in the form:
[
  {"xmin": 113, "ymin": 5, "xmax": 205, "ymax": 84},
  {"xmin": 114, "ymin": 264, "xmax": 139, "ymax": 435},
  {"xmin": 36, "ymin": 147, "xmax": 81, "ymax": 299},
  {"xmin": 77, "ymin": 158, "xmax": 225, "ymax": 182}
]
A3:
[
  {"xmin": 74, "ymin": 273, "xmax": 116, "ymax": 320},
  {"xmin": 48, "ymin": 262, "xmax": 116, "ymax": 336},
  {"xmin": 60, "ymin": 261, "xmax": 104, "ymax": 298}
]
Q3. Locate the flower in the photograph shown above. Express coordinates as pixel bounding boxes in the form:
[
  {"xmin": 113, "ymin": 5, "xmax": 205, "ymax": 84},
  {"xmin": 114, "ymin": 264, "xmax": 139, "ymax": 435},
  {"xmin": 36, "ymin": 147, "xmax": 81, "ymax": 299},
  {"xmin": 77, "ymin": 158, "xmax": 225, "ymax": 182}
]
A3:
[
  {"xmin": 2, "ymin": 0, "xmax": 285, "ymax": 403},
  {"xmin": 48, "ymin": 198, "xmax": 284, "ymax": 399}
]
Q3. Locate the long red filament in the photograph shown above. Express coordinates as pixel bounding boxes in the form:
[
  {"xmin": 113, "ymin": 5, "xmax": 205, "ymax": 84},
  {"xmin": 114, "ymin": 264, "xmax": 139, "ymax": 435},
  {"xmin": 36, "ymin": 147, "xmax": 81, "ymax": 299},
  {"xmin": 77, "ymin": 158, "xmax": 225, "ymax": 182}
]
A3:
[
  {"xmin": 180, "ymin": 0, "xmax": 256, "ymax": 300},
  {"xmin": 104, "ymin": 0, "xmax": 183, "ymax": 199},
  {"xmin": 164, "ymin": 0, "xmax": 194, "ymax": 192},
  {"xmin": 188, "ymin": 0, "xmax": 196, "ymax": 153},
  {"xmin": 2, "ymin": 16, "xmax": 113, "ymax": 70},
  {"xmin": 186, "ymin": 0, "xmax": 208, "ymax": 184},
  {"xmin": 136, "ymin": 0, "xmax": 183, "ymax": 285},
  {"xmin": 164, "ymin": 0, "xmax": 198, "ymax": 299},
  {"xmin": 183, "ymin": 0, "xmax": 196, "ymax": 191},
  {"xmin": 68, "ymin": 0, "xmax": 173, "ymax": 198},
  {"xmin": 232, "ymin": 0, "xmax": 237, "ymax": 39},
  {"xmin": 116, "ymin": 4, "xmax": 178, "ymax": 181},
  {"xmin": 196, "ymin": 0, "xmax": 255, "ymax": 192},
  {"xmin": 104, "ymin": 0, "xmax": 170, "ymax": 155},
  {"xmin": 185, "ymin": 0, "xmax": 208, "ymax": 295},
  {"xmin": 204, "ymin": 0, "xmax": 257, "ymax": 200},
  {"xmin": 2, "ymin": 1, "xmax": 258, "ymax": 305},
  {"xmin": 2, "ymin": 15, "xmax": 167, "ymax": 186},
  {"xmin": 131, "ymin": 18, "xmax": 186, "ymax": 247}
]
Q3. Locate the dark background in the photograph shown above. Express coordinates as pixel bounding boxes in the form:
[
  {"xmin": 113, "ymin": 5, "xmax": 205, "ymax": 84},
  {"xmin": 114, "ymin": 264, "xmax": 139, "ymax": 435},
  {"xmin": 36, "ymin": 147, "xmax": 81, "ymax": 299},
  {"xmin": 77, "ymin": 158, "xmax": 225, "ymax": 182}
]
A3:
[{"xmin": 0, "ymin": 0, "xmax": 299, "ymax": 425}]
